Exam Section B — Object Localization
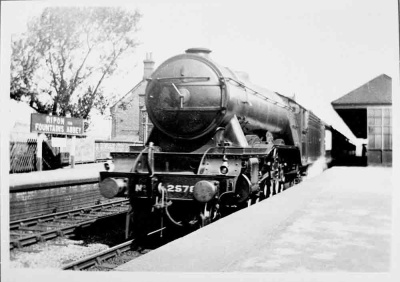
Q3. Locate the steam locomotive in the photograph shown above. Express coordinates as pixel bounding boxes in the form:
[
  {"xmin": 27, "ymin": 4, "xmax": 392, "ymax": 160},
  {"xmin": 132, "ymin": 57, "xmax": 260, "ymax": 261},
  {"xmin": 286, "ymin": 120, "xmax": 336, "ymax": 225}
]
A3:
[{"xmin": 99, "ymin": 48, "xmax": 354, "ymax": 238}]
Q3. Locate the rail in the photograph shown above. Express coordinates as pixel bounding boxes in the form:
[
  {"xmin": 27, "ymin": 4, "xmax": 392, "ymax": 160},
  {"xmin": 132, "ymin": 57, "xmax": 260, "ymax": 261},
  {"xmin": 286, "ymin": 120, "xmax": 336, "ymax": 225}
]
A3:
[
  {"xmin": 62, "ymin": 239, "xmax": 135, "ymax": 270},
  {"xmin": 10, "ymin": 199, "xmax": 130, "ymax": 249},
  {"xmin": 62, "ymin": 226, "xmax": 166, "ymax": 271}
]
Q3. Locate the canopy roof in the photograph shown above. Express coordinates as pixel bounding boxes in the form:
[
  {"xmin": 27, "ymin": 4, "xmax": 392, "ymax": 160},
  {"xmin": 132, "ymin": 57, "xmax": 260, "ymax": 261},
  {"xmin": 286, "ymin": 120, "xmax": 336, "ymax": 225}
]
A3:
[{"xmin": 332, "ymin": 74, "xmax": 392, "ymax": 107}]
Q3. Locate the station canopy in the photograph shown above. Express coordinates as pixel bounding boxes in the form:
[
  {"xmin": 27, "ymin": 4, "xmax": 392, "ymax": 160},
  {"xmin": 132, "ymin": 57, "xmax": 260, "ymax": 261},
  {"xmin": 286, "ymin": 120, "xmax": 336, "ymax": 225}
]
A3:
[{"xmin": 331, "ymin": 74, "xmax": 392, "ymax": 139}]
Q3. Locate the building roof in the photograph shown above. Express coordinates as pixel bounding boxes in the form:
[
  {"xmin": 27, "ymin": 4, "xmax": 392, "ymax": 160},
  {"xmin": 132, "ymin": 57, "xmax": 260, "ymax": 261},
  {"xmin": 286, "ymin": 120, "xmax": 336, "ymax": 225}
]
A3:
[
  {"xmin": 332, "ymin": 74, "xmax": 392, "ymax": 107},
  {"xmin": 110, "ymin": 80, "xmax": 147, "ymax": 111}
]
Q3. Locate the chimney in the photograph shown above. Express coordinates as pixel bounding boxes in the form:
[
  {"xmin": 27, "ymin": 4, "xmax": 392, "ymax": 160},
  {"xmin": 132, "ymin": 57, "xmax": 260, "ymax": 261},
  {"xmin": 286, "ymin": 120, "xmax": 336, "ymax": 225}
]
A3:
[
  {"xmin": 143, "ymin": 52, "xmax": 155, "ymax": 80},
  {"xmin": 185, "ymin": 47, "xmax": 211, "ymax": 58}
]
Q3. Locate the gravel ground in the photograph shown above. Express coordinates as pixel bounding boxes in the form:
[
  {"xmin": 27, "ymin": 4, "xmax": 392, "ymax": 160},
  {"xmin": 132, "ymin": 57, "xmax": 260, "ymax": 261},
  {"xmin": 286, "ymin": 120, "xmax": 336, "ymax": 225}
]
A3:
[{"xmin": 9, "ymin": 237, "xmax": 109, "ymax": 269}]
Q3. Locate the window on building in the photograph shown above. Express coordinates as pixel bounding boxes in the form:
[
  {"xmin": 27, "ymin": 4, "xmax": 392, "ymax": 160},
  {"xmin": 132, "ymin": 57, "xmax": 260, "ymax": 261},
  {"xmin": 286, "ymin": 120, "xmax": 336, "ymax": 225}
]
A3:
[
  {"xmin": 368, "ymin": 108, "xmax": 381, "ymax": 150},
  {"xmin": 383, "ymin": 108, "xmax": 392, "ymax": 150},
  {"xmin": 368, "ymin": 108, "xmax": 392, "ymax": 150},
  {"xmin": 140, "ymin": 110, "xmax": 153, "ymax": 142}
]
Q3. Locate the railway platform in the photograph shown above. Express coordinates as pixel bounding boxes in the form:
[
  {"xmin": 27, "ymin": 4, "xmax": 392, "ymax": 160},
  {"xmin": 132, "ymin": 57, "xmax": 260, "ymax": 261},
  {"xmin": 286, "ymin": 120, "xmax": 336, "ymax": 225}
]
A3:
[
  {"xmin": 8, "ymin": 162, "xmax": 109, "ymax": 221},
  {"xmin": 9, "ymin": 162, "xmax": 106, "ymax": 189},
  {"xmin": 116, "ymin": 166, "xmax": 393, "ymax": 272}
]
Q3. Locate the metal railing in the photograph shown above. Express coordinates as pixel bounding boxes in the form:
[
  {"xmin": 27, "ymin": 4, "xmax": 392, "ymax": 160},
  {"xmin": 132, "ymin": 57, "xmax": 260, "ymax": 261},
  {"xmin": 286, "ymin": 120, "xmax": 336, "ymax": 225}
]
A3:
[
  {"xmin": 9, "ymin": 139, "xmax": 37, "ymax": 173},
  {"xmin": 9, "ymin": 138, "xmax": 68, "ymax": 173}
]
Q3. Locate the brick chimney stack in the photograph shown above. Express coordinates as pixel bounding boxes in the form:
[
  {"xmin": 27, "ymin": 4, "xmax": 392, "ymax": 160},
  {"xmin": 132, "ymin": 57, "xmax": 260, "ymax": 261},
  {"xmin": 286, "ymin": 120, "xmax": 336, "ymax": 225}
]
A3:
[{"xmin": 143, "ymin": 52, "xmax": 155, "ymax": 80}]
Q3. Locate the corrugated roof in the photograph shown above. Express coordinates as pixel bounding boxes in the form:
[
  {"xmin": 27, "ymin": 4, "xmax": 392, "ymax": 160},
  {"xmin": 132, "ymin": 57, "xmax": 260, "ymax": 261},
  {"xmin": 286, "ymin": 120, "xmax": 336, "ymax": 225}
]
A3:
[{"xmin": 332, "ymin": 74, "xmax": 392, "ymax": 106}]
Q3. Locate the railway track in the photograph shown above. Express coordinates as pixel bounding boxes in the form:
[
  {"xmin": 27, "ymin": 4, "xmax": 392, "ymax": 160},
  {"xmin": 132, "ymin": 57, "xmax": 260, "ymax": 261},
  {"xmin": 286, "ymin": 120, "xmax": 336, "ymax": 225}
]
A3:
[
  {"xmin": 62, "ymin": 239, "xmax": 138, "ymax": 270},
  {"xmin": 10, "ymin": 199, "xmax": 130, "ymax": 249},
  {"xmin": 60, "ymin": 183, "xmax": 297, "ymax": 270},
  {"xmin": 62, "ymin": 227, "xmax": 166, "ymax": 271}
]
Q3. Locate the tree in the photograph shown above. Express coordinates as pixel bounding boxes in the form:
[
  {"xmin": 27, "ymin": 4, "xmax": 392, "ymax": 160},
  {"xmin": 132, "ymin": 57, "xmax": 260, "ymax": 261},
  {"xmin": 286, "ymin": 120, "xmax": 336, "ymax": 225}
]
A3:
[{"xmin": 10, "ymin": 6, "xmax": 142, "ymax": 119}]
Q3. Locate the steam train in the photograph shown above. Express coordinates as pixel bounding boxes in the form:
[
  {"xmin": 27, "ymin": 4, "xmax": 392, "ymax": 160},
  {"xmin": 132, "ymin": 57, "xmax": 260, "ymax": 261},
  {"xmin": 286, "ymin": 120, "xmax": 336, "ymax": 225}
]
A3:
[{"xmin": 99, "ymin": 48, "xmax": 355, "ymax": 238}]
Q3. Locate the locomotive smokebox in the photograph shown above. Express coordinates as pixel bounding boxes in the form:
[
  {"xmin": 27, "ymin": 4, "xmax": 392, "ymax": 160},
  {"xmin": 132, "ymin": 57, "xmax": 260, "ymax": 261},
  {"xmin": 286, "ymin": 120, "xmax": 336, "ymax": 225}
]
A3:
[{"xmin": 145, "ymin": 48, "xmax": 292, "ymax": 146}]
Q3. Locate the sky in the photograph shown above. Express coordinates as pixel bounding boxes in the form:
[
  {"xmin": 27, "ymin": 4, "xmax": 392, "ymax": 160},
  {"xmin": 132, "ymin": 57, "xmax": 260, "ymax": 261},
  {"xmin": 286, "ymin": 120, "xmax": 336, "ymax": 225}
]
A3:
[{"xmin": 1, "ymin": 0, "xmax": 399, "ymax": 143}]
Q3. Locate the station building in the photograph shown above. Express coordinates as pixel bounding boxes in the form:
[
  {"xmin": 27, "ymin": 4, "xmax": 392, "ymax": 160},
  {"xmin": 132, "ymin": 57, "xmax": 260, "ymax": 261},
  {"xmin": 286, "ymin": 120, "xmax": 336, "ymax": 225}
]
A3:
[
  {"xmin": 332, "ymin": 74, "xmax": 392, "ymax": 166},
  {"xmin": 110, "ymin": 54, "xmax": 155, "ymax": 142}
]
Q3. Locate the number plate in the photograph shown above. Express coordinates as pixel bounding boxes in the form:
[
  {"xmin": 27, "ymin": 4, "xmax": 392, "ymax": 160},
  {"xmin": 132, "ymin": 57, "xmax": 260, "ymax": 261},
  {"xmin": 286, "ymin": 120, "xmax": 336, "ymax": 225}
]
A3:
[
  {"xmin": 134, "ymin": 183, "xmax": 195, "ymax": 199},
  {"xmin": 132, "ymin": 175, "xmax": 227, "ymax": 200},
  {"xmin": 164, "ymin": 184, "xmax": 194, "ymax": 194},
  {"xmin": 134, "ymin": 184, "xmax": 194, "ymax": 193}
]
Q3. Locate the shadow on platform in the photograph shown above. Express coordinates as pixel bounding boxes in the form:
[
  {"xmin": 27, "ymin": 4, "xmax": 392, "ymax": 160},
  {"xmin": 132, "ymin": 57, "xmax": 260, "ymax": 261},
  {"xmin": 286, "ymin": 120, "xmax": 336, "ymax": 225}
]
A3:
[{"xmin": 330, "ymin": 156, "xmax": 368, "ymax": 167}]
